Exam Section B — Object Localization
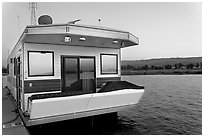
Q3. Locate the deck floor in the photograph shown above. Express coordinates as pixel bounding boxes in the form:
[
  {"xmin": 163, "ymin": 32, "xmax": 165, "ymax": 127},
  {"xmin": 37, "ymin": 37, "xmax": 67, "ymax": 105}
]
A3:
[{"xmin": 2, "ymin": 87, "xmax": 29, "ymax": 135}]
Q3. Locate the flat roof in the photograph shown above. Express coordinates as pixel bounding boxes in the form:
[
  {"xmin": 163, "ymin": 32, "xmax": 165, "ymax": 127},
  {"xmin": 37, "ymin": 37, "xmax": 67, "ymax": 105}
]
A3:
[{"xmin": 9, "ymin": 23, "xmax": 139, "ymax": 58}]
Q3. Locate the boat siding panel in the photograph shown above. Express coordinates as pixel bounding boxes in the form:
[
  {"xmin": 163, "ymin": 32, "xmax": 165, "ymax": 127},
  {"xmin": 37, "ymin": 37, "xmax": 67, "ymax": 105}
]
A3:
[
  {"xmin": 7, "ymin": 43, "xmax": 23, "ymax": 101},
  {"xmin": 96, "ymin": 77, "xmax": 121, "ymax": 88},
  {"xmin": 24, "ymin": 79, "xmax": 61, "ymax": 93},
  {"xmin": 24, "ymin": 77, "xmax": 121, "ymax": 93}
]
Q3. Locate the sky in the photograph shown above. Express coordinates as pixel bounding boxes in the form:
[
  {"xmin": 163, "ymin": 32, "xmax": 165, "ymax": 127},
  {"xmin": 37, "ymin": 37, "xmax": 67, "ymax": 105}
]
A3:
[{"xmin": 1, "ymin": 2, "xmax": 202, "ymax": 68}]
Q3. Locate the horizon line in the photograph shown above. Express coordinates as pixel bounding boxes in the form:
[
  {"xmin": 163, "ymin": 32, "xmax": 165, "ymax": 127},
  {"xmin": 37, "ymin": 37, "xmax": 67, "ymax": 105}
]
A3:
[{"xmin": 122, "ymin": 56, "xmax": 202, "ymax": 61}]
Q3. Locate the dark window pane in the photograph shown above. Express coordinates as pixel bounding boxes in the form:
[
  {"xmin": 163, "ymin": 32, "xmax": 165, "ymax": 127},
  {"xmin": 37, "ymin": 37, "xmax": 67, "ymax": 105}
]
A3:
[
  {"xmin": 65, "ymin": 58, "xmax": 79, "ymax": 89},
  {"xmin": 80, "ymin": 58, "xmax": 95, "ymax": 92}
]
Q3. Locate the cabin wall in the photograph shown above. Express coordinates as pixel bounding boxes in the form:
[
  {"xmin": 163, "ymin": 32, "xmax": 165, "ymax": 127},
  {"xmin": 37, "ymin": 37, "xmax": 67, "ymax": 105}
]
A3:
[
  {"xmin": 24, "ymin": 43, "xmax": 120, "ymax": 80},
  {"xmin": 23, "ymin": 43, "xmax": 121, "ymax": 110},
  {"xmin": 7, "ymin": 44, "xmax": 22, "ymax": 96},
  {"xmin": 7, "ymin": 58, "xmax": 17, "ymax": 99},
  {"xmin": 7, "ymin": 43, "xmax": 24, "ymax": 110}
]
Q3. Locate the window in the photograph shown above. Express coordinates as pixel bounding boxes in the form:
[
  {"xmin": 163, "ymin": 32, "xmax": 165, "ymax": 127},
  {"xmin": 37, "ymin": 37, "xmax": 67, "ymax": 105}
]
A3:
[
  {"xmin": 7, "ymin": 64, "xmax": 9, "ymax": 74},
  {"xmin": 14, "ymin": 57, "xmax": 17, "ymax": 75},
  {"xmin": 101, "ymin": 54, "xmax": 118, "ymax": 74},
  {"xmin": 28, "ymin": 51, "xmax": 54, "ymax": 77}
]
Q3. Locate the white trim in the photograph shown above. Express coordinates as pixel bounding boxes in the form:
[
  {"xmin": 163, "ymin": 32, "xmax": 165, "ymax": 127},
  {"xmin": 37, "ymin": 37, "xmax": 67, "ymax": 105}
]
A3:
[
  {"xmin": 32, "ymin": 93, "xmax": 91, "ymax": 103},
  {"xmin": 24, "ymin": 91, "xmax": 61, "ymax": 111},
  {"xmin": 93, "ymin": 89, "xmax": 144, "ymax": 96}
]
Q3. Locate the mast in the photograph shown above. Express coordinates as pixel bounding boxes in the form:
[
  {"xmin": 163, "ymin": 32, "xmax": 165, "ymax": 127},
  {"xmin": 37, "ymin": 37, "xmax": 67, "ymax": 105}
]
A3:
[{"xmin": 29, "ymin": 2, "xmax": 37, "ymax": 25}]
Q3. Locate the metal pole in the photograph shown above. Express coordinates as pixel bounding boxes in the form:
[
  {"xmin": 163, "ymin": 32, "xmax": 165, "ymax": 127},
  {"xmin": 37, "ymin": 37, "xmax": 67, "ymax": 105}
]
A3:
[{"xmin": 17, "ymin": 16, "xmax": 20, "ymax": 36}]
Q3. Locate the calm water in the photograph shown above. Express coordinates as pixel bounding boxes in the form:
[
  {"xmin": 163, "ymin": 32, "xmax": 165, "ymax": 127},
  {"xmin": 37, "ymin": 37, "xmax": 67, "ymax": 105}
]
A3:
[
  {"xmin": 27, "ymin": 75, "xmax": 202, "ymax": 135},
  {"xmin": 119, "ymin": 75, "xmax": 202, "ymax": 135}
]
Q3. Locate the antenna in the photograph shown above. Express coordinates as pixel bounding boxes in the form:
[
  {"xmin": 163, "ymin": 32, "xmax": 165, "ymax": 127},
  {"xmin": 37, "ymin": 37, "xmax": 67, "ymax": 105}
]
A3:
[
  {"xmin": 17, "ymin": 16, "xmax": 20, "ymax": 35},
  {"xmin": 67, "ymin": 19, "xmax": 81, "ymax": 24},
  {"xmin": 98, "ymin": 19, "xmax": 101, "ymax": 27},
  {"xmin": 29, "ymin": 2, "xmax": 37, "ymax": 25}
]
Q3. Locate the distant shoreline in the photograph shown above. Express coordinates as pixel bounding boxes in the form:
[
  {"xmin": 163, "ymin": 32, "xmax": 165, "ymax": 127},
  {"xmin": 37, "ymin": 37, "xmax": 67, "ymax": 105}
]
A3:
[
  {"xmin": 121, "ymin": 69, "xmax": 202, "ymax": 75},
  {"xmin": 3, "ymin": 69, "xmax": 202, "ymax": 77}
]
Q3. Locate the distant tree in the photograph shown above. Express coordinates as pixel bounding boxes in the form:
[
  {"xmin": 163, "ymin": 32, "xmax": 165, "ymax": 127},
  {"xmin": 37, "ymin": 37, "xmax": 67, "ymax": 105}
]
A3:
[
  {"xmin": 122, "ymin": 65, "xmax": 137, "ymax": 70},
  {"xmin": 176, "ymin": 63, "xmax": 183, "ymax": 69},
  {"xmin": 136, "ymin": 66, "xmax": 141, "ymax": 70},
  {"xmin": 174, "ymin": 64, "xmax": 179, "ymax": 69},
  {"xmin": 121, "ymin": 65, "xmax": 126, "ymax": 70},
  {"xmin": 164, "ymin": 64, "xmax": 172, "ymax": 69},
  {"xmin": 186, "ymin": 63, "xmax": 194, "ymax": 69},
  {"xmin": 124, "ymin": 65, "xmax": 135, "ymax": 70},
  {"xmin": 132, "ymin": 66, "xmax": 140, "ymax": 70},
  {"xmin": 195, "ymin": 62, "xmax": 200, "ymax": 68},
  {"xmin": 151, "ymin": 65, "xmax": 156, "ymax": 70},
  {"xmin": 141, "ymin": 65, "xmax": 148, "ymax": 70},
  {"xmin": 158, "ymin": 66, "xmax": 164, "ymax": 70}
]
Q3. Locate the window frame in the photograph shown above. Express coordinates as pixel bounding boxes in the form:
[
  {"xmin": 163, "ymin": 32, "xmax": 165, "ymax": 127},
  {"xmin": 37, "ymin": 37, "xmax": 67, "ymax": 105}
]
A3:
[
  {"xmin": 100, "ymin": 53, "xmax": 118, "ymax": 75},
  {"xmin": 28, "ymin": 51, "xmax": 54, "ymax": 77}
]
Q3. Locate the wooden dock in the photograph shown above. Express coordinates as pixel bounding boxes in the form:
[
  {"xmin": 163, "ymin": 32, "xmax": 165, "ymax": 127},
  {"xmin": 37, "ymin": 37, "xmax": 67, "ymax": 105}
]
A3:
[{"xmin": 2, "ymin": 86, "xmax": 29, "ymax": 135}]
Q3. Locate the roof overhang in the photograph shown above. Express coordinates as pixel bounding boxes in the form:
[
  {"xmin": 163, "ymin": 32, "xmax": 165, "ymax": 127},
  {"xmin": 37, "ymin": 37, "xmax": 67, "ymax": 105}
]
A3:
[{"xmin": 22, "ymin": 24, "xmax": 139, "ymax": 49}]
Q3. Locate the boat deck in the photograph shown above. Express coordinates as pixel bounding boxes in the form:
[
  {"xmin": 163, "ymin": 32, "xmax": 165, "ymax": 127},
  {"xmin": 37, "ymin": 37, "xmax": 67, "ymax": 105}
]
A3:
[{"xmin": 2, "ymin": 87, "xmax": 29, "ymax": 135}]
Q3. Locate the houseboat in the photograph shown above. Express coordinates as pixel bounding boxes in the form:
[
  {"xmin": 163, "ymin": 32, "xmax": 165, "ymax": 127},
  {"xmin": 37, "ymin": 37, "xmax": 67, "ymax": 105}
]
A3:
[{"xmin": 7, "ymin": 22, "xmax": 144, "ymax": 126}]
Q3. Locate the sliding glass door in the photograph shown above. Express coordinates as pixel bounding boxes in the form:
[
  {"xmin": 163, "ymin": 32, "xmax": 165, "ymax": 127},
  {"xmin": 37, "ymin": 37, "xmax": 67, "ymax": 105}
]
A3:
[
  {"xmin": 80, "ymin": 58, "xmax": 95, "ymax": 92},
  {"xmin": 62, "ymin": 56, "xmax": 96, "ymax": 94}
]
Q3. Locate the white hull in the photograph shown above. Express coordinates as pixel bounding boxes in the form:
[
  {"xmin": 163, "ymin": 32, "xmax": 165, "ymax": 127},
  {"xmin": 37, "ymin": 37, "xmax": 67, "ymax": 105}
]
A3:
[{"xmin": 29, "ymin": 89, "xmax": 144, "ymax": 120}]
